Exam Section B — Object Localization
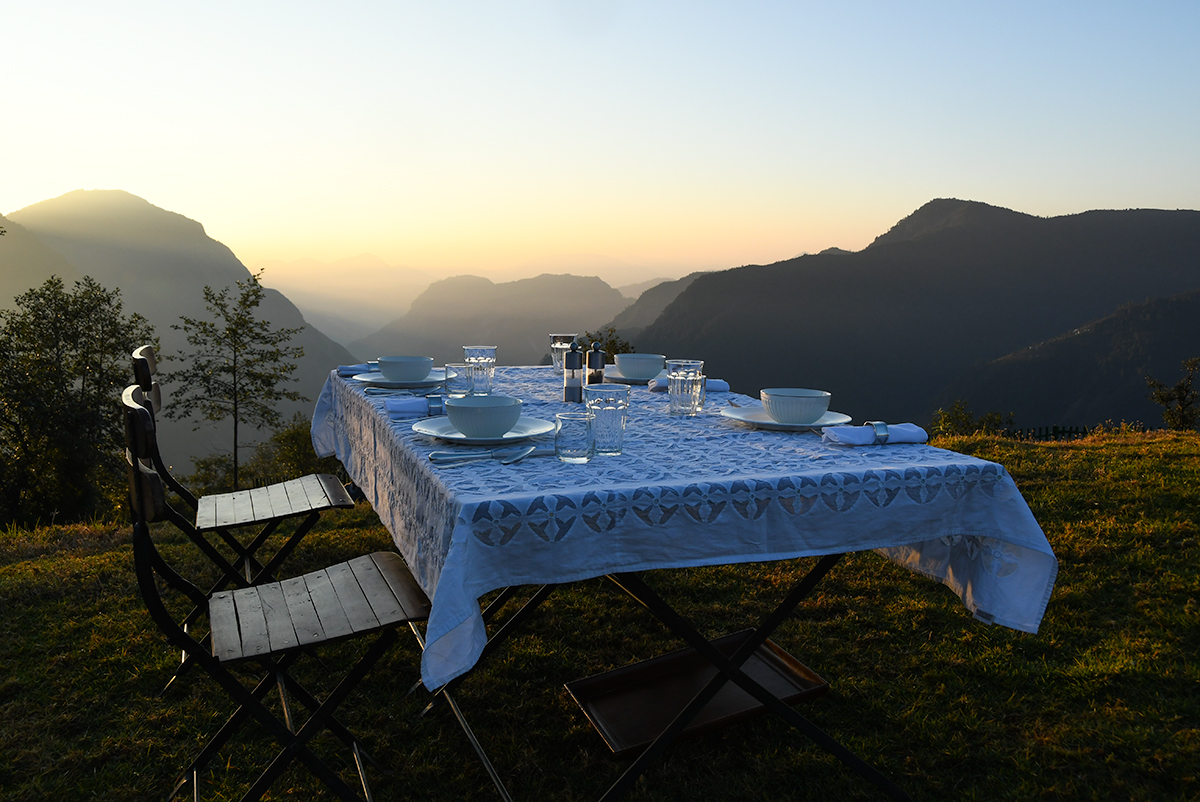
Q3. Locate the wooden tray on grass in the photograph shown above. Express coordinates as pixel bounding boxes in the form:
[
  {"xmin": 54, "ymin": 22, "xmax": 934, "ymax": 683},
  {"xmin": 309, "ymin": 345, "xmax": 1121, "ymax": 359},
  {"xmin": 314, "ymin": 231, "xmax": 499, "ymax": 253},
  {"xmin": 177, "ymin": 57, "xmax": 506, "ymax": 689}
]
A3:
[{"xmin": 565, "ymin": 629, "xmax": 827, "ymax": 756}]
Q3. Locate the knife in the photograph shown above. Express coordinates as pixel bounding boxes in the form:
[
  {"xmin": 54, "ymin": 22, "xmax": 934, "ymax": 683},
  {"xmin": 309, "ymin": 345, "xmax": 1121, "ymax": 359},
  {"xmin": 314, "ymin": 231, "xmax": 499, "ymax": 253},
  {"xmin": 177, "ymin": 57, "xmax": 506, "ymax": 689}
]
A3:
[{"xmin": 428, "ymin": 447, "xmax": 555, "ymax": 465}]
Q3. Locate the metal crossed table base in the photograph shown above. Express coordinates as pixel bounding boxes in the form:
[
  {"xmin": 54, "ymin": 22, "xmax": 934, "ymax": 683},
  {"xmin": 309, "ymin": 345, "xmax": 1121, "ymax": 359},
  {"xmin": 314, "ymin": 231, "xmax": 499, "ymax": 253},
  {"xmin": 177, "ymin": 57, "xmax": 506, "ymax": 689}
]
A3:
[{"xmin": 426, "ymin": 554, "xmax": 911, "ymax": 801}]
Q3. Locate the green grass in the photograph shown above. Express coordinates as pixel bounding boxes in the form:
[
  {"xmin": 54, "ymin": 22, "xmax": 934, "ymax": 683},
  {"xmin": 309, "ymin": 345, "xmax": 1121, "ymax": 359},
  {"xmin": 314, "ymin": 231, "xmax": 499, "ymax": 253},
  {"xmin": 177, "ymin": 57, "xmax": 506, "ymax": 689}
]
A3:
[{"xmin": 1, "ymin": 431, "xmax": 1197, "ymax": 801}]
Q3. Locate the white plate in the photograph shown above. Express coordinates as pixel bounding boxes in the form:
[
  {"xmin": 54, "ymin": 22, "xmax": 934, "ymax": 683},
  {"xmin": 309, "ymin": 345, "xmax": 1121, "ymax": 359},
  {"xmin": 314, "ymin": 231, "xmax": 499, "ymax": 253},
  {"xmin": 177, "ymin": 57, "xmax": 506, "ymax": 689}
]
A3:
[
  {"xmin": 606, "ymin": 368, "xmax": 667, "ymax": 386},
  {"xmin": 720, "ymin": 406, "xmax": 851, "ymax": 431},
  {"xmin": 352, "ymin": 368, "xmax": 445, "ymax": 389},
  {"xmin": 411, "ymin": 415, "xmax": 555, "ymax": 445}
]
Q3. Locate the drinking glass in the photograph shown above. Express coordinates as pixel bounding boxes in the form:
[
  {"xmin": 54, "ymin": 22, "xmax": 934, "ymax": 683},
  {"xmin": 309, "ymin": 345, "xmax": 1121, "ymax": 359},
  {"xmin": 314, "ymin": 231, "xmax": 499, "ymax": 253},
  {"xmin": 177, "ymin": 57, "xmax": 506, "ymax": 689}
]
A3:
[
  {"xmin": 463, "ymin": 345, "xmax": 497, "ymax": 395},
  {"xmin": 549, "ymin": 333, "xmax": 577, "ymax": 374},
  {"xmin": 669, "ymin": 371, "xmax": 707, "ymax": 416},
  {"xmin": 444, "ymin": 363, "xmax": 473, "ymax": 398},
  {"xmin": 554, "ymin": 412, "xmax": 594, "ymax": 463},
  {"xmin": 584, "ymin": 383, "xmax": 630, "ymax": 455}
]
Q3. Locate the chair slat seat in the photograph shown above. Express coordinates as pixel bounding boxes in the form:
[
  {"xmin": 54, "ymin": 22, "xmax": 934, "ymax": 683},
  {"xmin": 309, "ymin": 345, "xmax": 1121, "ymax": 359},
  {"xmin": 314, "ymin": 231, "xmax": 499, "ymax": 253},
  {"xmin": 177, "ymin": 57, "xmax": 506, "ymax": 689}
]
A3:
[
  {"xmin": 195, "ymin": 474, "xmax": 354, "ymax": 531},
  {"xmin": 211, "ymin": 552, "xmax": 431, "ymax": 664}
]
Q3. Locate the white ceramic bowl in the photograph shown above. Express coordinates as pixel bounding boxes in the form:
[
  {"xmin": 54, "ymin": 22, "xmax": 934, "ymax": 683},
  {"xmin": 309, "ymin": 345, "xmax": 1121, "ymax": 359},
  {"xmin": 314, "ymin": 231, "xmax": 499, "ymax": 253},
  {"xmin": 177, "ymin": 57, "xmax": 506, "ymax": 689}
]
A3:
[
  {"xmin": 760, "ymin": 388, "xmax": 831, "ymax": 425},
  {"xmin": 377, "ymin": 355, "xmax": 433, "ymax": 383},
  {"xmin": 614, "ymin": 353, "xmax": 666, "ymax": 380},
  {"xmin": 444, "ymin": 395, "xmax": 522, "ymax": 438}
]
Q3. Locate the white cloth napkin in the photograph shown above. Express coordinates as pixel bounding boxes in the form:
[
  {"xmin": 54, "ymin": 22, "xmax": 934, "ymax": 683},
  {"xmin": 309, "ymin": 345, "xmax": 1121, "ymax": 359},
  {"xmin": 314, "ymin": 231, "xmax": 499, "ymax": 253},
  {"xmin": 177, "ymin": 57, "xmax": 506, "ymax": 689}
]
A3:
[
  {"xmin": 648, "ymin": 377, "xmax": 730, "ymax": 393},
  {"xmin": 822, "ymin": 422, "xmax": 928, "ymax": 446},
  {"xmin": 338, "ymin": 363, "xmax": 375, "ymax": 377},
  {"xmin": 385, "ymin": 397, "xmax": 430, "ymax": 419}
]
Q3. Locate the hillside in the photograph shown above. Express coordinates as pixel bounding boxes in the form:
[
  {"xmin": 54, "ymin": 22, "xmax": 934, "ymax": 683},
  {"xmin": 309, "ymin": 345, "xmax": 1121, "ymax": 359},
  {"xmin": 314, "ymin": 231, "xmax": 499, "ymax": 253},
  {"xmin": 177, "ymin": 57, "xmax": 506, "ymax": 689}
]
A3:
[
  {"xmin": 5, "ymin": 190, "xmax": 355, "ymax": 467},
  {"xmin": 351, "ymin": 273, "xmax": 631, "ymax": 364},
  {"xmin": 0, "ymin": 214, "xmax": 83, "ymax": 307},
  {"xmin": 636, "ymin": 199, "xmax": 1200, "ymax": 425},
  {"xmin": 939, "ymin": 289, "xmax": 1200, "ymax": 428},
  {"xmin": 604, "ymin": 271, "xmax": 707, "ymax": 341}
]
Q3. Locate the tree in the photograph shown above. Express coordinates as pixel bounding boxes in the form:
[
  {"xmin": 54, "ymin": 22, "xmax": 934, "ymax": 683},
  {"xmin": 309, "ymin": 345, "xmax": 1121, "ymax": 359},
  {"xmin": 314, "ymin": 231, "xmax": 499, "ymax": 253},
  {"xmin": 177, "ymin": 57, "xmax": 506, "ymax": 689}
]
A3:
[
  {"xmin": 163, "ymin": 270, "xmax": 305, "ymax": 490},
  {"xmin": 0, "ymin": 276, "xmax": 154, "ymax": 526},
  {"xmin": 577, "ymin": 326, "xmax": 635, "ymax": 364},
  {"xmin": 930, "ymin": 399, "xmax": 1014, "ymax": 437},
  {"xmin": 1146, "ymin": 357, "xmax": 1200, "ymax": 431}
]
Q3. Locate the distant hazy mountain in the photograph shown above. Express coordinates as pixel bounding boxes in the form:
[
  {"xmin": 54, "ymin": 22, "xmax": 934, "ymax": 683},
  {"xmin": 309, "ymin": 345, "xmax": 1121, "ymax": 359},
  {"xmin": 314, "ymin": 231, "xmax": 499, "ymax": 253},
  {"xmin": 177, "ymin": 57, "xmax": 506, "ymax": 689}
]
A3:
[
  {"xmin": 0, "ymin": 213, "xmax": 84, "ymax": 307},
  {"xmin": 351, "ymin": 273, "xmax": 631, "ymax": 364},
  {"xmin": 939, "ymin": 289, "xmax": 1200, "ymax": 429},
  {"xmin": 636, "ymin": 199, "xmax": 1200, "ymax": 425},
  {"xmin": 616, "ymin": 277, "xmax": 673, "ymax": 299},
  {"xmin": 6, "ymin": 190, "xmax": 356, "ymax": 467},
  {"xmin": 255, "ymin": 254, "xmax": 433, "ymax": 346},
  {"xmin": 605, "ymin": 271, "xmax": 707, "ymax": 343}
]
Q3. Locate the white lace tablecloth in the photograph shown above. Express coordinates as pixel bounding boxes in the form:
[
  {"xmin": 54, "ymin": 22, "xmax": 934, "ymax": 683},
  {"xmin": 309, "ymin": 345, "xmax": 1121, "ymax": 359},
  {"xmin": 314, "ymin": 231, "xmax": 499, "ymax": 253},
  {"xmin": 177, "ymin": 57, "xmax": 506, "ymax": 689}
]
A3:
[{"xmin": 312, "ymin": 366, "xmax": 1058, "ymax": 689}]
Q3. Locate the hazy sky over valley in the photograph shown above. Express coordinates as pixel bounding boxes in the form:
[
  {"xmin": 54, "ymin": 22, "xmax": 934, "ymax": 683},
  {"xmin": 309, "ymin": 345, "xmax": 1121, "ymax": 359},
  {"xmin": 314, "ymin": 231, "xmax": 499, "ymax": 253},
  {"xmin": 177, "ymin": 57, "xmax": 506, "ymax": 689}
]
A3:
[{"xmin": 3, "ymin": 1, "xmax": 1198, "ymax": 285}]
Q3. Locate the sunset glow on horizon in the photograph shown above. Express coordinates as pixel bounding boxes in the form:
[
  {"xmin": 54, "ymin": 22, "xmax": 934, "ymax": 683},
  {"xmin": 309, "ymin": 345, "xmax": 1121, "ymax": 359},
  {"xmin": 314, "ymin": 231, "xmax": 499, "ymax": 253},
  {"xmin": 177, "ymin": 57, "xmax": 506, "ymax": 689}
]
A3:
[{"xmin": 3, "ymin": 2, "xmax": 1198, "ymax": 285}]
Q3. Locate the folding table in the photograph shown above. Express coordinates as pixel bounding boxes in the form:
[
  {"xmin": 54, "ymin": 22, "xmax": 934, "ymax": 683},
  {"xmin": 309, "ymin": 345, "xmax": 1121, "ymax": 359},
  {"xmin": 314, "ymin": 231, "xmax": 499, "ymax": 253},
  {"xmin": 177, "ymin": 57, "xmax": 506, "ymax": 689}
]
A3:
[{"xmin": 312, "ymin": 366, "xmax": 1058, "ymax": 799}]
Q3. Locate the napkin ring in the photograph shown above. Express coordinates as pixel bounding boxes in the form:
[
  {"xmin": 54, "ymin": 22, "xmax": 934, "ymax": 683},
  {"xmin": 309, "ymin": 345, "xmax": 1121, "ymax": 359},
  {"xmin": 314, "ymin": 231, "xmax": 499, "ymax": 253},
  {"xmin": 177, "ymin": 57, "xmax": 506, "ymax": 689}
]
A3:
[{"xmin": 865, "ymin": 421, "xmax": 889, "ymax": 445}]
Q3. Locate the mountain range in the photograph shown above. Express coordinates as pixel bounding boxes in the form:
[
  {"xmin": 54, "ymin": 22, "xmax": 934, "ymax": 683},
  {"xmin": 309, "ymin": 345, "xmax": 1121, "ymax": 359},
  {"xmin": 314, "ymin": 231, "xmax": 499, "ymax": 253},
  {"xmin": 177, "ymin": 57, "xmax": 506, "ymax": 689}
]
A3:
[
  {"xmin": 4, "ymin": 191, "xmax": 1199, "ymax": 471},
  {"xmin": 350, "ymin": 273, "xmax": 630, "ymax": 365},
  {"xmin": 635, "ymin": 199, "xmax": 1200, "ymax": 426}
]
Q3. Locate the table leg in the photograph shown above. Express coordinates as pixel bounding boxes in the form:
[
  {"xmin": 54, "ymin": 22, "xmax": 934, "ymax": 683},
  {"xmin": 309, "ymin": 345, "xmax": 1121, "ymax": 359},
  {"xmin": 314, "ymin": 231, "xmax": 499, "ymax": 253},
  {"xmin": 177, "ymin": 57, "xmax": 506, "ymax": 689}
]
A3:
[{"xmin": 601, "ymin": 556, "xmax": 911, "ymax": 801}]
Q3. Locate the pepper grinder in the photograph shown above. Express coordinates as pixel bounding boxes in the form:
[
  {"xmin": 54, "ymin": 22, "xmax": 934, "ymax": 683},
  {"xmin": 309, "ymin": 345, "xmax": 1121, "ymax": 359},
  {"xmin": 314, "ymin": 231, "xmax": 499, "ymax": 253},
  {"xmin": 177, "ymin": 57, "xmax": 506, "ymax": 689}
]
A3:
[
  {"xmin": 585, "ymin": 341, "xmax": 605, "ymax": 387},
  {"xmin": 563, "ymin": 342, "xmax": 584, "ymax": 403}
]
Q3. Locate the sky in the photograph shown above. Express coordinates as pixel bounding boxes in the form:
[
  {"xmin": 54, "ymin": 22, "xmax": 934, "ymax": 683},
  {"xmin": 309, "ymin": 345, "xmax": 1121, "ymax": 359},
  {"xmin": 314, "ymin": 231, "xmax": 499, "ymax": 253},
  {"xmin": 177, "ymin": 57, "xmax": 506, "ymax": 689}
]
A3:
[{"xmin": 3, "ymin": 1, "xmax": 1199, "ymax": 285}]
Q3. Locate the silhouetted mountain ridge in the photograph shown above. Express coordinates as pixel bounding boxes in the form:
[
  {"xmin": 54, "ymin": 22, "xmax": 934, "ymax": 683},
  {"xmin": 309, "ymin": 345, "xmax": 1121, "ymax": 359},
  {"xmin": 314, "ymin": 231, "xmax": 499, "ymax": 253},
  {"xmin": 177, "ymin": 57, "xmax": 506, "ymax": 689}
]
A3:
[
  {"xmin": 636, "ymin": 199, "xmax": 1200, "ymax": 425},
  {"xmin": 941, "ymin": 289, "xmax": 1200, "ymax": 428}
]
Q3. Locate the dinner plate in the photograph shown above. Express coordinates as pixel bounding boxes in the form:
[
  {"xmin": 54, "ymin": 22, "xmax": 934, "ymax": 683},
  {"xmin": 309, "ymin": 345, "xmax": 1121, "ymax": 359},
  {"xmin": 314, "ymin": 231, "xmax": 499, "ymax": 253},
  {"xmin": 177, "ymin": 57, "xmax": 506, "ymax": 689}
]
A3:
[
  {"xmin": 719, "ymin": 406, "xmax": 852, "ymax": 431},
  {"xmin": 411, "ymin": 415, "xmax": 555, "ymax": 445},
  {"xmin": 605, "ymin": 368, "xmax": 667, "ymax": 386},
  {"xmin": 352, "ymin": 368, "xmax": 445, "ymax": 389}
]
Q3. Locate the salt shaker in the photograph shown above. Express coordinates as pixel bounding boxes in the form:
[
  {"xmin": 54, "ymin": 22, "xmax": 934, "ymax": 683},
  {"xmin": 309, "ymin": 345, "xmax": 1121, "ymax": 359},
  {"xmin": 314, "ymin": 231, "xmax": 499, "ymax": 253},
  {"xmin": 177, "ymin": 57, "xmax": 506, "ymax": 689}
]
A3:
[
  {"xmin": 585, "ymin": 341, "xmax": 605, "ymax": 386},
  {"xmin": 563, "ymin": 342, "xmax": 584, "ymax": 403}
]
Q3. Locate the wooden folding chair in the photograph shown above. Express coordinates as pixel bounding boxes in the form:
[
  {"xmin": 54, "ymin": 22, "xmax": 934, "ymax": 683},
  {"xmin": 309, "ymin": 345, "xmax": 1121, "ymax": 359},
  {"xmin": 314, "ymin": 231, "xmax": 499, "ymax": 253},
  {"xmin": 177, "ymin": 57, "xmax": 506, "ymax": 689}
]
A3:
[
  {"xmin": 131, "ymin": 345, "xmax": 353, "ymax": 586},
  {"xmin": 126, "ymin": 399, "xmax": 431, "ymax": 801}
]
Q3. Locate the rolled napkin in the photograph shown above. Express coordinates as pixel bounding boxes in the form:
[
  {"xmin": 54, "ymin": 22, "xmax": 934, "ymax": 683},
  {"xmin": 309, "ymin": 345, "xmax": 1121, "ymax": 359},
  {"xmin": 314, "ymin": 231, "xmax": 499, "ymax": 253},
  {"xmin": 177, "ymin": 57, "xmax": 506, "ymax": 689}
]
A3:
[
  {"xmin": 822, "ymin": 422, "xmax": 928, "ymax": 446},
  {"xmin": 648, "ymin": 377, "xmax": 731, "ymax": 393},
  {"xmin": 337, "ymin": 363, "xmax": 376, "ymax": 377},
  {"xmin": 385, "ymin": 397, "xmax": 432, "ymax": 419}
]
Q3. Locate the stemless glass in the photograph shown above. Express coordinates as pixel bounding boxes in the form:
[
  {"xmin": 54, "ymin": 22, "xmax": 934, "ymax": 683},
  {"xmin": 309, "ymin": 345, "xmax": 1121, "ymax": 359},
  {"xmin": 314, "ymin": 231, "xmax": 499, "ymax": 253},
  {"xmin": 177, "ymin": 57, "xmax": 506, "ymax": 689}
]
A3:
[
  {"xmin": 444, "ymin": 363, "xmax": 473, "ymax": 398},
  {"xmin": 554, "ymin": 412, "xmax": 594, "ymax": 463},
  {"xmin": 584, "ymin": 383, "xmax": 630, "ymax": 455},
  {"xmin": 463, "ymin": 345, "xmax": 497, "ymax": 395},
  {"xmin": 549, "ymin": 333, "xmax": 577, "ymax": 374},
  {"xmin": 667, "ymin": 360, "xmax": 705, "ymax": 416}
]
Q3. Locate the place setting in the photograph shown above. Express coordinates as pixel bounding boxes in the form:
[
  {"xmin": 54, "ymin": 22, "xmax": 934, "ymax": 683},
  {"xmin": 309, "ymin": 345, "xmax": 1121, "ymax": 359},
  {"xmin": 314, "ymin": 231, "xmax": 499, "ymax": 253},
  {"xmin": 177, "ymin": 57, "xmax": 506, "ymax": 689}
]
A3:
[{"xmin": 720, "ymin": 387, "xmax": 852, "ymax": 431}]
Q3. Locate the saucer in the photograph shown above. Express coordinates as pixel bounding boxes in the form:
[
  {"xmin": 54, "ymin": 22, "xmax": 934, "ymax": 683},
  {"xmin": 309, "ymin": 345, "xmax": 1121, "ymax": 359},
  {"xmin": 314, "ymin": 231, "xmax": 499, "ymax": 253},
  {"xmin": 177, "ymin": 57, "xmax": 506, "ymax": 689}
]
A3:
[
  {"xmin": 352, "ymin": 368, "xmax": 445, "ymax": 389},
  {"xmin": 720, "ymin": 406, "xmax": 852, "ymax": 432},
  {"xmin": 411, "ymin": 416, "xmax": 554, "ymax": 445}
]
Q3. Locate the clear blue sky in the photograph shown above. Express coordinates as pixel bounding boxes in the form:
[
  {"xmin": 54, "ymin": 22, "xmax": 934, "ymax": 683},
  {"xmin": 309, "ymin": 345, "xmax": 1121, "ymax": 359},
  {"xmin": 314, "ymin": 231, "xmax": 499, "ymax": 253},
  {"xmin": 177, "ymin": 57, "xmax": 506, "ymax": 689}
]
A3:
[{"xmin": 3, "ymin": 1, "xmax": 1198, "ymax": 283}]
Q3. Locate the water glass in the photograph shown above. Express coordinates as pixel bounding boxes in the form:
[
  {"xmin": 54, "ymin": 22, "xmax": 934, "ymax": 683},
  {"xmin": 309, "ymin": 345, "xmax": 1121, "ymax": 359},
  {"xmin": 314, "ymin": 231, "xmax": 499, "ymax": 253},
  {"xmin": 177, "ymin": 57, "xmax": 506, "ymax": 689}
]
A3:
[
  {"xmin": 554, "ymin": 412, "xmax": 594, "ymax": 463},
  {"xmin": 463, "ymin": 345, "xmax": 496, "ymax": 395},
  {"xmin": 444, "ymin": 363, "xmax": 473, "ymax": 398},
  {"xmin": 666, "ymin": 359, "xmax": 704, "ymax": 378},
  {"xmin": 669, "ymin": 372, "xmax": 707, "ymax": 416},
  {"xmin": 584, "ymin": 383, "xmax": 630, "ymax": 456},
  {"xmin": 549, "ymin": 333, "xmax": 577, "ymax": 374}
]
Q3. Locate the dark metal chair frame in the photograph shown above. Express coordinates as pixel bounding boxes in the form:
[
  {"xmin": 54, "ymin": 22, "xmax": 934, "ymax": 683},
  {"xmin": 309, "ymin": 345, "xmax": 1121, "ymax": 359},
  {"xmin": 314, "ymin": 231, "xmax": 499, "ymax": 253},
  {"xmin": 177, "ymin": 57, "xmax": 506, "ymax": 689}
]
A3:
[{"xmin": 127, "ymin": 399, "xmax": 428, "ymax": 801}]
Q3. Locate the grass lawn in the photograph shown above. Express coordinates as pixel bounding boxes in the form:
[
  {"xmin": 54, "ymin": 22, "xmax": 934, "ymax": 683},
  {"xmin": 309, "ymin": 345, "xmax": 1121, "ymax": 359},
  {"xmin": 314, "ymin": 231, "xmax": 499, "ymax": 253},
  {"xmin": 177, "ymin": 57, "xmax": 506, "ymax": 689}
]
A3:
[{"xmin": 1, "ymin": 430, "xmax": 1197, "ymax": 801}]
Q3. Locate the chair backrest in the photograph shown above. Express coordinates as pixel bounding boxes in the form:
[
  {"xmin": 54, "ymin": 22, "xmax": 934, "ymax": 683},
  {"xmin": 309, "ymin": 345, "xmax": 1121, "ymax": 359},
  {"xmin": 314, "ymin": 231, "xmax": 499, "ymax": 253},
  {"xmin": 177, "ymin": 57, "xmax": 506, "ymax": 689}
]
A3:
[
  {"xmin": 132, "ymin": 345, "xmax": 163, "ymax": 416},
  {"xmin": 122, "ymin": 381, "xmax": 195, "ymax": 509},
  {"xmin": 123, "ymin": 385, "xmax": 244, "ymax": 582},
  {"xmin": 124, "ymin": 400, "xmax": 209, "ymax": 647}
]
